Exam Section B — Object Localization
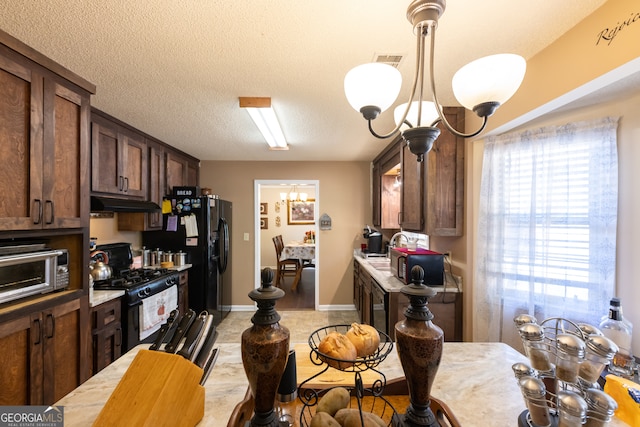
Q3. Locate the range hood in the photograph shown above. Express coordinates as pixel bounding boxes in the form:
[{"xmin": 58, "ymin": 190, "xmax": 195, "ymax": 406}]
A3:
[{"xmin": 90, "ymin": 196, "xmax": 161, "ymax": 213}]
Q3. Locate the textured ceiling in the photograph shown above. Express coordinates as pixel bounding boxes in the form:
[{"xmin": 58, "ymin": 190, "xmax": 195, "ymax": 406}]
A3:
[{"xmin": 0, "ymin": 0, "xmax": 608, "ymax": 161}]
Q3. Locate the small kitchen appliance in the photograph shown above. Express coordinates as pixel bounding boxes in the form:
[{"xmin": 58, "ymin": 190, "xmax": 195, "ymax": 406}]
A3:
[
  {"xmin": 0, "ymin": 243, "xmax": 69, "ymax": 305},
  {"xmin": 390, "ymin": 247, "xmax": 444, "ymax": 286},
  {"xmin": 362, "ymin": 225, "xmax": 385, "ymax": 255}
]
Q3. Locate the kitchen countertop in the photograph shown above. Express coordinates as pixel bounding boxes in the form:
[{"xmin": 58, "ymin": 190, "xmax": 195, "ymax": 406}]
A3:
[
  {"xmin": 89, "ymin": 289, "xmax": 125, "ymax": 308},
  {"xmin": 55, "ymin": 341, "xmax": 630, "ymax": 426},
  {"xmin": 354, "ymin": 252, "xmax": 460, "ymax": 294}
]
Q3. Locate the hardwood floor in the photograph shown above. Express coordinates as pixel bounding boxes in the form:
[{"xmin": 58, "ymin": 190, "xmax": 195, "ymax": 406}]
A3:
[{"xmin": 276, "ymin": 267, "xmax": 315, "ymax": 310}]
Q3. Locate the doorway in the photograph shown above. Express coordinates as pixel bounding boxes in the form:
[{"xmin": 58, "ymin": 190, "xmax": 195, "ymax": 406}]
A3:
[{"xmin": 254, "ymin": 180, "xmax": 319, "ymax": 310}]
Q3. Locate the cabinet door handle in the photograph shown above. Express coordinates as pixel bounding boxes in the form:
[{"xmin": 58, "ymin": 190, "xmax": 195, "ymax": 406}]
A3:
[
  {"xmin": 116, "ymin": 326, "xmax": 122, "ymax": 347},
  {"xmin": 33, "ymin": 318, "xmax": 42, "ymax": 345},
  {"xmin": 45, "ymin": 313, "xmax": 55, "ymax": 339},
  {"xmin": 45, "ymin": 200, "xmax": 54, "ymax": 224},
  {"xmin": 119, "ymin": 176, "xmax": 124, "ymax": 191},
  {"xmin": 33, "ymin": 199, "xmax": 42, "ymax": 224},
  {"xmin": 123, "ymin": 177, "xmax": 129, "ymax": 192}
]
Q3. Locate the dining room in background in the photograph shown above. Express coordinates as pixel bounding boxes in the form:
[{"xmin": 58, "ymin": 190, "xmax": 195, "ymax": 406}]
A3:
[{"xmin": 257, "ymin": 181, "xmax": 318, "ymax": 309}]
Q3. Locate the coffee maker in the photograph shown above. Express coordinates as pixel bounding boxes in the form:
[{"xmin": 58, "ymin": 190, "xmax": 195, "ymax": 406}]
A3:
[{"xmin": 362, "ymin": 226, "xmax": 384, "ymax": 255}]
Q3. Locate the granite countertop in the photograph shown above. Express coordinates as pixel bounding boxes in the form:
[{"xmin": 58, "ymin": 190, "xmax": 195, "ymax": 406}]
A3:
[
  {"xmin": 353, "ymin": 252, "xmax": 460, "ymax": 294},
  {"xmin": 56, "ymin": 341, "xmax": 630, "ymax": 426},
  {"xmin": 89, "ymin": 289, "xmax": 125, "ymax": 307}
]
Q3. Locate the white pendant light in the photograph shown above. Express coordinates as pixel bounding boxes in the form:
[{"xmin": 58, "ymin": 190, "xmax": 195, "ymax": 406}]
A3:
[
  {"xmin": 452, "ymin": 54, "xmax": 527, "ymax": 112},
  {"xmin": 394, "ymin": 101, "xmax": 440, "ymax": 131},
  {"xmin": 344, "ymin": 63, "xmax": 402, "ymax": 119}
]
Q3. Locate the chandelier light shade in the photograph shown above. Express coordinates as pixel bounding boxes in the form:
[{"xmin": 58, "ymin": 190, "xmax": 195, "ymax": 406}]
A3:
[
  {"xmin": 239, "ymin": 97, "xmax": 288, "ymax": 150},
  {"xmin": 344, "ymin": 63, "xmax": 402, "ymax": 120},
  {"xmin": 452, "ymin": 53, "xmax": 527, "ymax": 115},
  {"xmin": 281, "ymin": 185, "xmax": 307, "ymax": 202},
  {"xmin": 394, "ymin": 101, "xmax": 439, "ymax": 131},
  {"xmin": 344, "ymin": 0, "xmax": 526, "ymax": 162}
]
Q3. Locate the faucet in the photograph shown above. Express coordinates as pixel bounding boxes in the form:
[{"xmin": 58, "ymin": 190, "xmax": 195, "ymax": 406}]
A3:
[{"xmin": 390, "ymin": 232, "xmax": 410, "ymax": 248}]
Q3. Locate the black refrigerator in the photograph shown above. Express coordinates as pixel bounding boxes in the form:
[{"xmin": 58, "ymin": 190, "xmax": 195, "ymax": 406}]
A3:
[{"xmin": 143, "ymin": 196, "xmax": 231, "ymax": 325}]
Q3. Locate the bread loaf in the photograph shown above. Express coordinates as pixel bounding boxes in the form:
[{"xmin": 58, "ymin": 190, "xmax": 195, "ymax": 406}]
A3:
[
  {"xmin": 318, "ymin": 331, "xmax": 357, "ymax": 369},
  {"xmin": 345, "ymin": 323, "xmax": 380, "ymax": 357}
]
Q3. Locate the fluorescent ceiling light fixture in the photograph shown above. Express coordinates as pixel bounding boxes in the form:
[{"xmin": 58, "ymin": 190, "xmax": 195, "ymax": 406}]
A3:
[{"xmin": 239, "ymin": 97, "xmax": 288, "ymax": 150}]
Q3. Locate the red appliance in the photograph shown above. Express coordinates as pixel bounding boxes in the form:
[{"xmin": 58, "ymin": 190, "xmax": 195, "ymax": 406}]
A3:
[{"xmin": 390, "ymin": 247, "xmax": 444, "ymax": 286}]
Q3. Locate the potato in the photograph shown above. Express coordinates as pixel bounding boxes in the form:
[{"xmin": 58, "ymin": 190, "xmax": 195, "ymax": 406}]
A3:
[
  {"xmin": 317, "ymin": 387, "xmax": 350, "ymax": 416},
  {"xmin": 335, "ymin": 408, "xmax": 386, "ymax": 427},
  {"xmin": 310, "ymin": 411, "xmax": 340, "ymax": 427}
]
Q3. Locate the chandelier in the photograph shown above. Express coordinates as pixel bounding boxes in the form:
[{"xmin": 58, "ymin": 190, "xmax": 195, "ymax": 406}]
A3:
[
  {"xmin": 280, "ymin": 185, "xmax": 308, "ymax": 203},
  {"xmin": 344, "ymin": 0, "xmax": 527, "ymax": 162}
]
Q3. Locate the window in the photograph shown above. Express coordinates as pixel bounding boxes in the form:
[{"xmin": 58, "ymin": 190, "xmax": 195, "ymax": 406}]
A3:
[{"xmin": 474, "ymin": 117, "xmax": 619, "ymax": 347}]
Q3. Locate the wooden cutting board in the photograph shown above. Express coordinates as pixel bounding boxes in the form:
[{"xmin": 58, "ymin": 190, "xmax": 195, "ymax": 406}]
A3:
[{"xmin": 293, "ymin": 343, "xmax": 384, "ymax": 389}]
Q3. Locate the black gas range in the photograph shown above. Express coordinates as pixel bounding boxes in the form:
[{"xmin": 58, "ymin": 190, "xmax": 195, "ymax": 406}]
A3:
[
  {"xmin": 91, "ymin": 243, "xmax": 180, "ymax": 351},
  {"xmin": 93, "ymin": 267, "xmax": 179, "ymax": 305}
]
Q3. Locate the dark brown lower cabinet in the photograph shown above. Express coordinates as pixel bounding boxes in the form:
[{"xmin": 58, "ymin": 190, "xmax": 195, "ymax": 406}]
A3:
[
  {"xmin": 0, "ymin": 296, "xmax": 89, "ymax": 405},
  {"xmin": 388, "ymin": 290, "xmax": 462, "ymax": 341},
  {"xmin": 91, "ymin": 297, "xmax": 122, "ymax": 374}
]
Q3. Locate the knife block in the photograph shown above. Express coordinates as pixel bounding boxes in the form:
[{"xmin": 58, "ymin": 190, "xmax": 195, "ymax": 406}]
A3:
[{"xmin": 93, "ymin": 349, "xmax": 205, "ymax": 427}]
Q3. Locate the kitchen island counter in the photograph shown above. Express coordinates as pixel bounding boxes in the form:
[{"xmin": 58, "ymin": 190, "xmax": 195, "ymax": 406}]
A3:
[{"xmin": 54, "ymin": 341, "xmax": 631, "ymax": 426}]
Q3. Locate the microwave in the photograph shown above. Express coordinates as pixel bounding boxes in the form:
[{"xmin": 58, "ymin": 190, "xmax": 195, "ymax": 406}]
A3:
[
  {"xmin": 390, "ymin": 247, "xmax": 444, "ymax": 286},
  {"xmin": 0, "ymin": 245, "xmax": 69, "ymax": 305}
]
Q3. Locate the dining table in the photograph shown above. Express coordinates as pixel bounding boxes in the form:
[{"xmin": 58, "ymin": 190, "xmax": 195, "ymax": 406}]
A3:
[{"xmin": 281, "ymin": 241, "xmax": 315, "ymax": 291}]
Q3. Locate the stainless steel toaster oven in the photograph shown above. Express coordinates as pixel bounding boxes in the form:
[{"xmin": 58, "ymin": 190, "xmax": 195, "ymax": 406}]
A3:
[{"xmin": 0, "ymin": 244, "xmax": 69, "ymax": 305}]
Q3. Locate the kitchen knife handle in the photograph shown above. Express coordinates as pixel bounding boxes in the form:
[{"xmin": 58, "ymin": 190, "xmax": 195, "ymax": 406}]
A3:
[
  {"xmin": 194, "ymin": 324, "xmax": 218, "ymax": 368},
  {"xmin": 177, "ymin": 312, "xmax": 208, "ymax": 359},
  {"xmin": 149, "ymin": 309, "xmax": 179, "ymax": 350},
  {"xmin": 199, "ymin": 348, "xmax": 219, "ymax": 386},
  {"xmin": 164, "ymin": 309, "xmax": 196, "ymax": 353}
]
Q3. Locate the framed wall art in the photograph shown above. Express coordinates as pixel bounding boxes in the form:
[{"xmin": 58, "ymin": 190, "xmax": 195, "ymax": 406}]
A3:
[
  {"xmin": 260, "ymin": 217, "xmax": 268, "ymax": 230},
  {"xmin": 287, "ymin": 199, "xmax": 315, "ymax": 225},
  {"xmin": 260, "ymin": 202, "xmax": 268, "ymax": 215}
]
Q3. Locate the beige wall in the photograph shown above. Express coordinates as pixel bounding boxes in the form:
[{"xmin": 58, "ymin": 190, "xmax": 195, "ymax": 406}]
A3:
[
  {"xmin": 199, "ymin": 161, "xmax": 370, "ymax": 309},
  {"xmin": 90, "ymin": 216, "xmax": 141, "ymax": 249}
]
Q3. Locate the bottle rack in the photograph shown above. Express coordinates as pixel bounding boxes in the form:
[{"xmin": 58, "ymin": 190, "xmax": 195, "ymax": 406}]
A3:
[{"xmin": 516, "ymin": 317, "xmax": 613, "ymax": 427}]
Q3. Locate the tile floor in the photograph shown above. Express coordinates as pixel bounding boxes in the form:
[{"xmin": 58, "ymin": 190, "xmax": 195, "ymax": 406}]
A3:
[{"xmin": 216, "ymin": 310, "xmax": 359, "ymax": 343}]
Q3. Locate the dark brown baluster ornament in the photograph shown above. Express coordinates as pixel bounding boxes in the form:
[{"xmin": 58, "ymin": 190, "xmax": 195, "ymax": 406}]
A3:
[
  {"xmin": 241, "ymin": 268, "xmax": 290, "ymax": 427},
  {"xmin": 393, "ymin": 265, "xmax": 444, "ymax": 427}
]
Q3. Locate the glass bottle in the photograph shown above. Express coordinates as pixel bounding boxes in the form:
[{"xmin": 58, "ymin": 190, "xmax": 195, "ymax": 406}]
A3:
[
  {"xmin": 512, "ymin": 362, "xmax": 535, "ymax": 382},
  {"xmin": 557, "ymin": 390, "xmax": 587, "ymax": 427},
  {"xmin": 518, "ymin": 376, "xmax": 552, "ymax": 427},
  {"xmin": 519, "ymin": 323, "xmax": 553, "ymax": 372},
  {"xmin": 555, "ymin": 334, "xmax": 585, "ymax": 384},
  {"xmin": 599, "ymin": 298, "xmax": 634, "ymax": 378},
  {"xmin": 514, "ymin": 314, "xmax": 538, "ymax": 356},
  {"xmin": 584, "ymin": 388, "xmax": 618, "ymax": 427},
  {"xmin": 578, "ymin": 335, "xmax": 618, "ymax": 385}
]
